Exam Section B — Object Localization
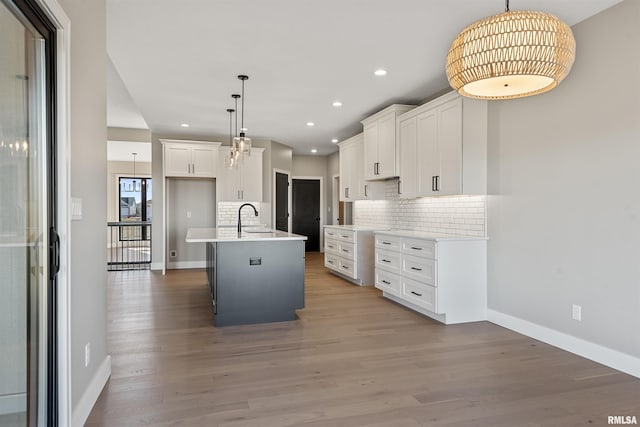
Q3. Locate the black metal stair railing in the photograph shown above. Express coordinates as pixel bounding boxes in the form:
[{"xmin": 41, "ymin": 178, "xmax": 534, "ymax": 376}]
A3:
[{"xmin": 107, "ymin": 221, "xmax": 151, "ymax": 271}]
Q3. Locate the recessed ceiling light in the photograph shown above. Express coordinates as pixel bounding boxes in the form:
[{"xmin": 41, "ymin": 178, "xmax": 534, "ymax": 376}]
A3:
[
  {"xmin": 331, "ymin": 138, "xmax": 339, "ymax": 143},
  {"xmin": 311, "ymin": 149, "xmax": 318, "ymax": 154},
  {"xmin": 374, "ymin": 69, "xmax": 387, "ymax": 76},
  {"xmin": 306, "ymin": 122, "xmax": 315, "ymax": 127},
  {"xmin": 180, "ymin": 123, "xmax": 190, "ymax": 127},
  {"xmin": 332, "ymin": 101, "xmax": 343, "ymax": 107}
]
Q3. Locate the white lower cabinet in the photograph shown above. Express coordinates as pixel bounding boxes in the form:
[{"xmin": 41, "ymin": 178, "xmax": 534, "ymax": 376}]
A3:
[
  {"xmin": 375, "ymin": 232, "xmax": 486, "ymax": 324},
  {"xmin": 323, "ymin": 226, "xmax": 379, "ymax": 286}
]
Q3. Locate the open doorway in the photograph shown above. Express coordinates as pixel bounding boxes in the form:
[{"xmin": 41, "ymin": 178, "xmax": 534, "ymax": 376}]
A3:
[
  {"xmin": 332, "ymin": 174, "xmax": 351, "ymax": 225},
  {"xmin": 292, "ymin": 177, "xmax": 322, "ymax": 251}
]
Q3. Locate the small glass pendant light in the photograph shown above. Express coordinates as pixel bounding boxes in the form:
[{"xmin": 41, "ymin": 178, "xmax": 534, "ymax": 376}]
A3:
[
  {"xmin": 232, "ymin": 75, "xmax": 252, "ymax": 156},
  {"xmin": 224, "ymin": 108, "xmax": 238, "ymax": 170}
]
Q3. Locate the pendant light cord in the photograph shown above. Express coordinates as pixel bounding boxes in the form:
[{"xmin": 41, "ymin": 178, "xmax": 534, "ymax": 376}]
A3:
[{"xmin": 241, "ymin": 80, "xmax": 245, "ymax": 132}]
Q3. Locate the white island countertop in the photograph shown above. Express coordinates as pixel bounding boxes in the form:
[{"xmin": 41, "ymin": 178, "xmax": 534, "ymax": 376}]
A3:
[{"xmin": 186, "ymin": 227, "xmax": 308, "ymax": 243}]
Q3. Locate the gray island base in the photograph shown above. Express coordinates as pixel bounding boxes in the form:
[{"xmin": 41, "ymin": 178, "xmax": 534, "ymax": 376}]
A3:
[{"xmin": 187, "ymin": 228, "xmax": 307, "ymax": 327}]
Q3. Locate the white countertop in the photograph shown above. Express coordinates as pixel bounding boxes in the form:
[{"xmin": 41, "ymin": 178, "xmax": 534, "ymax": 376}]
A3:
[
  {"xmin": 186, "ymin": 227, "xmax": 308, "ymax": 243},
  {"xmin": 376, "ymin": 230, "xmax": 488, "ymax": 241},
  {"xmin": 323, "ymin": 225, "xmax": 390, "ymax": 232}
]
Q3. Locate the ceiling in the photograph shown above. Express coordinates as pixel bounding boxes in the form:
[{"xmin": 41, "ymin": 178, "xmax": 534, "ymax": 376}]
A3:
[{"xmin": 106, "ymin": 0, "xmax": 622, "ymax": 155}]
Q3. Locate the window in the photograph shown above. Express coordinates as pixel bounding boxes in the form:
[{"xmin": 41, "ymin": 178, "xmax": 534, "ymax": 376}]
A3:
[{"xmin": 118, "ymin": 177, "xmax": 151, "ymax": 240}]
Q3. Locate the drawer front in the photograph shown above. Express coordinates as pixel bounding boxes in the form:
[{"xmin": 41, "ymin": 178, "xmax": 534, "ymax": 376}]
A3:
[
  {"xmin": 375, "ymin": 269, "xmax": 401, "ymax": 296},
  {"xmin": 336, "ymin": 230, "xmax": 355, "ymax": 243},
  {"xmin": 375, "ymin": 249, "xmax": 402, "ymax": 275},
  {"xmin": 338, "ymin": 258, "xmax": 357, "ymax": 279},
  {"xmin": 375, "ymin": 234, "xmax": 401, "ymax": 252},
  {"xmin": 324, "ymin": 238, "xmax": 339, "ymax": 255},
  {"xmin": 401, "ymin": 238, "xmax": 436, "ymax": 259},
  {"xmin": 324, "ymin": 253, "xmax": 339, "ymax": 271},
  {"xmin": 402, "ymin": 277, "xmax": 437, "ymax": 312},
  {"xmin": 402, "ymin": 253, "xmax": 436, "ymax": 285},
  {"xmin": 337, "ymin": 241, "xmax": 355, "ymax": 260},
  {"xmin": 324, "ymin": 229, "xmax": 339, "ymax": 240}
]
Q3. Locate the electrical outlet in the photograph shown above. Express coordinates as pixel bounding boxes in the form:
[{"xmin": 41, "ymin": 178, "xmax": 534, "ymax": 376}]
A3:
[
  {"xmin": 572, "ymin": 304, "xmax": 582, "ymax": 321},
  {"xmin": 84, "ymin": 343, "xmax": 91, "ymax": 367},
  {"xmin": 170, "ymin": 250, "xmax": 177, "ymax": 258},
  {"xmin": 186, "ymin": 211, "xmax": 192, "ymax": 219}
]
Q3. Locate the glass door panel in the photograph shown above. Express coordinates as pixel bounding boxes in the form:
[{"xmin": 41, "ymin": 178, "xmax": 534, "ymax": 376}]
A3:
[{"xmin": 0, "ymin": 0, "xmax": 53, "ymax": 425}]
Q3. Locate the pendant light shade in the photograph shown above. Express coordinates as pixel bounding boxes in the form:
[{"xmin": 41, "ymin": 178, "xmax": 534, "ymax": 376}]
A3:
[
  {"xmin": 233, "ymin": 75, "xmax": 252, "ymax": 155},
  {"xmin": 446, "ymin": 2, "xmax": 576, "ymax": 100}
]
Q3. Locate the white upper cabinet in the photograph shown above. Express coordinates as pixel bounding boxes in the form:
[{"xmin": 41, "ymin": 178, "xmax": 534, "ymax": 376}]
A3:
[
  {"xmin": 361, "ymin": 104, "xmax": 415, "ymax": 180},
  {"xmin": 398, "ymin": 92, "xmax": 487, "ymax": 198},
  {"xmin": 217, "ymin": 147, "xmax": 264, "ymax": 201},
  {"xmin": 162, "ymin": 140, "xmax": 220, "ymax": 178},
  {"xmin": 339, "ymin": 134, "xmax": 384, "ymax": 202}
]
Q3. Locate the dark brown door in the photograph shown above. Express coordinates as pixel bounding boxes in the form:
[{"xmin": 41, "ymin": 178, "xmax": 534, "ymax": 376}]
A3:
[
  {"xmin": 275, "ymin": 172, "xmax": 289, "ymax": 232},
  {"xmin": 292, "ymin": 179, "xmax": 320, "ymax": 251}
]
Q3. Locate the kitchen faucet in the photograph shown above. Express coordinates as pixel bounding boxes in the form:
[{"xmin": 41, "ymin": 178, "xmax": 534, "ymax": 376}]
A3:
[{"xmin": 237, "ymin": 203, "xmax": 258, "ymax": 235}]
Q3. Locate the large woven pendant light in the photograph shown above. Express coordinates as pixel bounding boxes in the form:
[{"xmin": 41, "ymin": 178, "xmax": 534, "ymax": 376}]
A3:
[{"xmin": 446, "ymin": 0, "xmax": 576, "ymax": 100}]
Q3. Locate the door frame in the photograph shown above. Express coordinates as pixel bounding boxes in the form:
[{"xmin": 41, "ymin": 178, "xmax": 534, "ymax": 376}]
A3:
[
  {"xmin": 30, "ymin": 0, "xmax": 71, "ymax": 424},
  {"xmin": 331, "ymin": 174, "xmax": 339, "ymax": 224},
  {"xmin": 292, "ymin": 176, "xmax": 323, "ymax": 252},
  {"xmin": 272, "ymin": 168, "xmax": 292, "ymax": 232}
]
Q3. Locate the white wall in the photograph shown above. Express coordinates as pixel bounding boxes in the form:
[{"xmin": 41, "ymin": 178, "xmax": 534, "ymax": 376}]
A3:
[
  {"xmin": 57, "ymin": 0, "xmax": 109, "ymax": 412},
  {"xmin": 487, "ymin": 0, "xmax": 640, "ymax": 361}
]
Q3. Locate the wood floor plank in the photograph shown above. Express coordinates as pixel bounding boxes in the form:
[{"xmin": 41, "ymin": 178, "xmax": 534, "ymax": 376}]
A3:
[{"xmin": 86, "ymin": 252, "xmax": 640, "ymax": 426}]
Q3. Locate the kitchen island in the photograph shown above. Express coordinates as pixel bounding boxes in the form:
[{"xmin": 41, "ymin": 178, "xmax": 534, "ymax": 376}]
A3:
[{"xmin": 186, "ymin": 227, "xmax": 307, "ymax": 326}]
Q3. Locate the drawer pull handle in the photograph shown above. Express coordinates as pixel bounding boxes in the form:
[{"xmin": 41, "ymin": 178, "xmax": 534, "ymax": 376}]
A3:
[
  {"xmin": 328, "ymin": 260, "xmax": 334, "ymax": 264},
  {"xmin": 340, "ymin": 235, "xmax": 349, "ymax": 238},
  {"xmin": 381, "ymin": 241, "xmax": 391, "ymax": 245},
  {"xmin": 410, "ymin": 291, "xmax": 423, "ymax": 297},
  {"xmin": 382, "ymin": 259, "xmax": 391, "ymax": 263},
  {"xmin": 411, "ymin": 267, "xmax": 423, "ymax": 271},
  {"xmin": 341, "ymin": 265, "xmax": 349, "ymax": 270},
  {"xmin": 342, "ymin": 249, "xmax": 349, "ymax": 253},
  {"xmin": 410, "ymin": 247, "xmax": 422, "ymax": 250},
  {"xmin": 381, "ymin": 280, "xmax": 391, "ymax": 284}
]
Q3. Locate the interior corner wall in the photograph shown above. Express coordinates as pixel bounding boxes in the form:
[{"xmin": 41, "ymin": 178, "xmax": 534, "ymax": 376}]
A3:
[
  {"xmin": 486, "ymin": 0, "xmax": 640, "ymax": 359},
  {"xmin": 57, "ymin": 0, "xmax": 108, "ymax": 411}
]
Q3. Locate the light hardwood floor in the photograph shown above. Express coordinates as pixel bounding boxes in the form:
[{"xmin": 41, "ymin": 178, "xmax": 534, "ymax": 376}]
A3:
[{"xmin": 86, "ymin": 252, "xmax": 640, "ymax": 426}]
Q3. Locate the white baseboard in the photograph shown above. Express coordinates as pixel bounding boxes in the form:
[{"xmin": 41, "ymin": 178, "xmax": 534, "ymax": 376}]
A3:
[
  {"xmin": 0, "ymin": 393, "xmax": 26, "ymax": 415},
  {"xmin": 487, "ymin": 309, "xmax": 640, "ymax": 379},
  {"xmin": 72, "ymin": 355, "xmax": 111, "ymax": 427},
  {"xmin": 166, "ymin": 261, "xmax": 205, "ymax": 269},
  {"xmin": 150, "ymin": 262, "xmax": 163, "ymax": 271}
]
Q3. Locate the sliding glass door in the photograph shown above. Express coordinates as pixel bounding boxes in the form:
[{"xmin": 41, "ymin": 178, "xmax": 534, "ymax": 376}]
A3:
[{"xmin": 0, "ymin": 0, "xmax": 58, "ymax": 425}]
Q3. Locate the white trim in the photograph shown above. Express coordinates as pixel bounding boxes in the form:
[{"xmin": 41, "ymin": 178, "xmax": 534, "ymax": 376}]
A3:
[
  {"xmin": 272, "ymin": 168, "xmax": 292, "ymax": 232},
  {"xmin": 331, "ymin": 174, "xmax": 339, "ymax": 225},
  {"xmin": 487, "ymin": 309, "xmax": 640, "ymax": 379},
  {"xmin": 71, "ymin": 355, "xmax": 111, "ymax": 427},
  {"xmin": 166, "ymin": 261, "xmax": 206, "ymax": 269},
  {"xmin": 0, "ymin": 393, "xmax": 26, "ymax": 415},
  {"xmin": 150, "ymin": 262, "xmax": 163, "ymax": 271},
  {"xmin": 292, "ymin": 176, "xmax": 324, "ymax": 252}
]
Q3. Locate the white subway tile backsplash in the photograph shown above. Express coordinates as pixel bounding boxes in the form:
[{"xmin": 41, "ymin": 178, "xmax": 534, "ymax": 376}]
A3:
[
  {"xmin": 217, "ymin": 202, "xmax": 262, "ymax": 227},
  {"xmin": 353, "ymin": 178, "xmax": 486, "ymax": 237}
]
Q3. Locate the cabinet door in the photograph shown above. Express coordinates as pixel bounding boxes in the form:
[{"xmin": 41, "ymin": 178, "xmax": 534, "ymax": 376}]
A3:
[
  {"xmin": 164, "ymin": 145, "xmax": 192, "ymax": 177},
  {"xmin": 339, "ymin": 143, "xmax": 355, "ymax": 201},
  {"xmin": 399, "ymin": 116, "xmax": 418, "ymax": 198},
  {"xmin": 240, "ymin": 150, "xmax": 263, "ymax": 201},
  {"xmin": 363, "ymin": 122, "xmax": 378, "ymax": 180},
  {"xmin": 192, "ymin": 145, "xmax": 218, "ymax": 178},
  {"xmin": 216, "ymin": 148, "xmax": 241, "ymax": 201},
  {"xmin": 437, "ymin": 98, "xmax": 463, "ymax": 195},
  {"xmin": 376, "ymin": 112, "xmax": 396, "ymax": 179},
  {"xmin": 417, "ymin": 110, "xmax": 438, "ymax": 196}
]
